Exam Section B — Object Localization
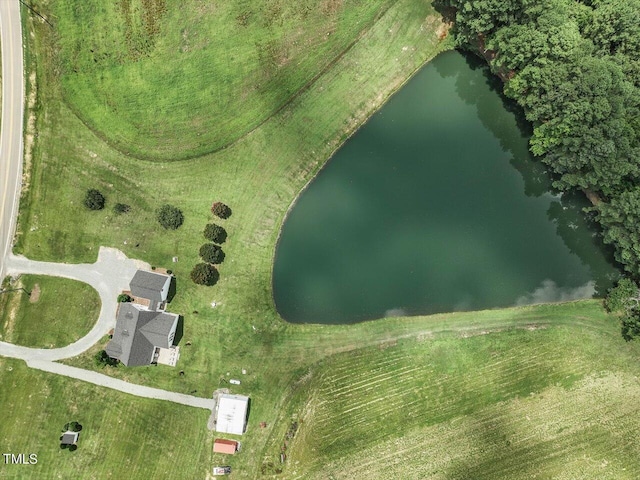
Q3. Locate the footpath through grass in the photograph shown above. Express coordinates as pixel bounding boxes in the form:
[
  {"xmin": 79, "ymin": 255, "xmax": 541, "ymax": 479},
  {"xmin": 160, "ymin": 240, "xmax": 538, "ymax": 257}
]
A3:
[{"xmin": 0, "ymin": 275, "xmax": 100, "ymax": 349}]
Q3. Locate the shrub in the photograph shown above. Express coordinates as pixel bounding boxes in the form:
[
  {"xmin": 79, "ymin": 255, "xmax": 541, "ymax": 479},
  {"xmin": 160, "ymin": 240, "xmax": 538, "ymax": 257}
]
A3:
[
  {"xmin": 203, "ymin": 223, "xmax": 227, "ymax": 243},
  {"xmin": 69, "ymin": 421, "xmax": 82, "ymax": 432},
  {"xmin": 84, "ymin": 189, "xmax": 105, "ymax": 210},
  {"xmin": 605, "ymin": 278, "xmax": 639, "ymax": 313},
  {"xmin": 117, "ymin": 293, "xmax": 132, "ymax": 303},
  {"xmin": 211, "ymin": 202, "xmax": 232, "ymax": 219},
  {"xmin": 199, "ymin": 243, "xmax": 225, "ymax": 264},
  {"xmin": 94, "ymin": 350, "xmax": 118, "ymax": 367},
  {"xmin": 190, "ymin": 263, "xmax": 219, "ymax": 286},
  {"xmin": 113, "ymin": 203, "xmax": 130, "ymax": 214},
  {"xmin": 157, "ymin": 204, "xmax": 184, "ymax": 230}
]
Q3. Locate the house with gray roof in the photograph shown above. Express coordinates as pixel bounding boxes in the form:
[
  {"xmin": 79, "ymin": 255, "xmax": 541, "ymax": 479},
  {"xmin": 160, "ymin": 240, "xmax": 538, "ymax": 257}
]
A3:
[
  {"xmin": 106, "ymin": 303, "xmax": 179, "ymax": 367},
  {"xmin": 129, "ymin": 270, "xmax": 172, "ymax": 310}
]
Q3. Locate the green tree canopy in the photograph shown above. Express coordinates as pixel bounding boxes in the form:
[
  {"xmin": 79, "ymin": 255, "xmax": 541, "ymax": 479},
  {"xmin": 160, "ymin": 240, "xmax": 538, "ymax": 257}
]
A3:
[
  {"xmin": 199, "ymin": 243, "xmax": 225, "ymax": 264},
  {"xmin": 84, "ymin": 189, "xmax": 105, "ymax": 210},
  {"xmin": 203, "ymin": 223, "xmax": 227, "ymax": 244},
  {"xmin": 190, "ymin": 263, "xmax": 219, "ymax": 286},
  {"xmin": 157, "ymin": 204, "xmax": 184, "ymax": 230}
]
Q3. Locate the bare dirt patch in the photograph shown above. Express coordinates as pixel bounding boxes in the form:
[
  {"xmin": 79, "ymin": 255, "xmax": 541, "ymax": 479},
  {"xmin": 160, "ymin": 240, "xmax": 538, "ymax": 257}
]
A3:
[
  {"xmin": 435, "ymin": 20, "xmax": 450, "ymax": 40},
  {"xmin": 322, "ymin": 0, "xmax": 343, "ymax": 16},
  {"xmin": 29, "ymin": 283, "xmax": 41, "ymax": 303}
]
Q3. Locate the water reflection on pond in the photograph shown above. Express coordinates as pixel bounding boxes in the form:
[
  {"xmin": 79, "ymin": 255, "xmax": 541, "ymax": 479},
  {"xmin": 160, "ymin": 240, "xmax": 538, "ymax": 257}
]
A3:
[{"xmin": 273, "ymin": 51, "xmax": 619, "ymax": 324}]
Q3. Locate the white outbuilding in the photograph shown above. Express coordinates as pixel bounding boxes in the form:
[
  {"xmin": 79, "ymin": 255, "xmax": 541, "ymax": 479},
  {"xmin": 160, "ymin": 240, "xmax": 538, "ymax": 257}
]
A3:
[{"xmin": 215, "ymin": 394, "xmax": 249, "ymax": 435}]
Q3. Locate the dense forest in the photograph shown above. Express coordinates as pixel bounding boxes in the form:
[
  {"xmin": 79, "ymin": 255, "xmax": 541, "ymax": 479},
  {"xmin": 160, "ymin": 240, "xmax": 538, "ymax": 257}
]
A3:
[{"xmin": 437, "ymin": 0, "xmax": 640, "ymax": 335}]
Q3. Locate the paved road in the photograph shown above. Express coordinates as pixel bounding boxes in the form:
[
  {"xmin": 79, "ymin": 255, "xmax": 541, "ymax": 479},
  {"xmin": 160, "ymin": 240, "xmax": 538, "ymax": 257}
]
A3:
[
  {"xmin": 27, "ymin": 360, "xmax": 216, "ymax": 410},
  {"xmin": 0, "ymin": 0, "xmax": 24, "ymax": 283},
  {"xmin": 0, "ymin": 247, "xmax": 147, "ymax": 361}
]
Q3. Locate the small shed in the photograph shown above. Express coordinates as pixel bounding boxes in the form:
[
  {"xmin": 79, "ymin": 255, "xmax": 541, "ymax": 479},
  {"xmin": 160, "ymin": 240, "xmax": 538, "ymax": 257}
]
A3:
[
  {"xmin": 61, "ymin": 431, "xmax": 79, "ymax": 446},
  {"xmin": 213, "ymin": 439, "xmax": 238, "ymax": 455}
]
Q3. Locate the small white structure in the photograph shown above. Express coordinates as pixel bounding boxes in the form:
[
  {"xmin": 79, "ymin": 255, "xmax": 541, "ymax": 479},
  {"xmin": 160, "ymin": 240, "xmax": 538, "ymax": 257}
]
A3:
[{"xmin": 215, "ymin": 394, "xmax": 249, "ymax": 435}]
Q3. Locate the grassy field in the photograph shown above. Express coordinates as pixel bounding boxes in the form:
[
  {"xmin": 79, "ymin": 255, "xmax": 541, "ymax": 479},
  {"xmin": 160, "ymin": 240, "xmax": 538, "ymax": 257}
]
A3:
[
  {"xmin": 0, "ymin": 275, "xmax": 100, "ymax": 348},
  {"xmin": 301, "ymin": 373, "xmax": 640, "ymax": 479},
  {"xmin": 0, "ymin": 357, "xmax": 212, "ymax": 479},
  {"xmin": 7, "ymin": 0, "xmax": 640, "ymax": 479},
  {"xmin": 54, "ymin": 0, "xmax": 395, "ymax": 160},
  {"xmin": 281, "ymin": 312, "xmax": 640, "ymax": 478}
]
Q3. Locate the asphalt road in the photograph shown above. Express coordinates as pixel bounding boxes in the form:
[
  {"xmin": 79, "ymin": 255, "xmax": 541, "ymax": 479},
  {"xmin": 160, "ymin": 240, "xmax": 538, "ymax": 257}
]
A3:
[{"xmin": 0, "ymin": 0, "xmax": 23, "ymax": 283}]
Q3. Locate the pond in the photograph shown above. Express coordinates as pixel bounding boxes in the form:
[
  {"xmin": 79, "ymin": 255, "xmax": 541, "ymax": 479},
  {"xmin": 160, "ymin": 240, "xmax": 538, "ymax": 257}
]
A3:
[{"xmin": 273, "ymin": 50, "xmax": 619, "ymax": 324}]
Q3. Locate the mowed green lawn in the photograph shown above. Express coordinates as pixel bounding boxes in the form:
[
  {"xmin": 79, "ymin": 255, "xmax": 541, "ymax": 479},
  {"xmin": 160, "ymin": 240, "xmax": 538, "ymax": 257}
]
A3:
[
  {"xmin": 0, "ymin": 275, "xmax": 100, "ymax": 348},
  {"xmin": 0, "ymin": 358, "xmax": 211, "ymax": 479},
  {"xmin": 10, "ymin": 0, "xmax": 640, "ymax": 479},
  {"xmin": 55, "ymin": 0, "xmax": 394, "ymax": 160}
]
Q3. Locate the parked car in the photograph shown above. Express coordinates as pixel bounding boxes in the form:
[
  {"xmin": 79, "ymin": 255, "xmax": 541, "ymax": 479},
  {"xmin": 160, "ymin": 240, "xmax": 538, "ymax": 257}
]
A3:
[{"xmin": 213, "ymin": 466, "xmax": 231, "ymax": 476}]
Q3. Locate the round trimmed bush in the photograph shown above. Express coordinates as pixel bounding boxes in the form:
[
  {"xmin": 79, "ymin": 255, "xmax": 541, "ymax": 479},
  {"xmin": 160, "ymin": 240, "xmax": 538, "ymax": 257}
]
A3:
[
  {"xmin": 211, "ymin": 202, "xmax": 232, "ymax": 219},
  {"xmin": 157, "ymin": 204, "xmax": 184, "ymax": 230},
  {"xmin": 84, "ymin": 189, "xmax": 105, "ymax": 210},
  {"xmin": 113, "ymin": 203, "xmax": 130, "ymax": 214},
  {"xmin": 203, "ymin": 223, "xmax": 227, "ymax": 244},
  {"xmin": 117, "ymin": 293, "xmax": 133, "ymax": 303},
  {"xmin": 199, "ymin": 243, "xmax": 225, "ymax": 264},
  {"xmin": 190, "ymin": 263, "xmax": 219, "ymax": 286}
]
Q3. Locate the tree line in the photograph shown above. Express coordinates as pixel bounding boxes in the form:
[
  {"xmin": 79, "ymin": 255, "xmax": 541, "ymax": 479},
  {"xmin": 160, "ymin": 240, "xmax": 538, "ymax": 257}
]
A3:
[{"xmin": 438, "ymin": 0, "xmax": 640, "ymax": 337}]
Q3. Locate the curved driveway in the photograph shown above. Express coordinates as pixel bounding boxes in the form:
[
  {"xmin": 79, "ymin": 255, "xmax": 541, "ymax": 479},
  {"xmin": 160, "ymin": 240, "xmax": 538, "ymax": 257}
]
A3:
[
  {"xmin": 0, "ymin": 0, "xmax": 24, "ymax": 282},
  {"xmin": 0, "ymin": 3, "xmax": 215, "ymax": 411},
  {"xmin": 0, "ymin": 247, "xmax": 146, "ymax": 361},
  {"xmin": 1, "ymin": 247, "xmax": 216, "ymax": 410}
]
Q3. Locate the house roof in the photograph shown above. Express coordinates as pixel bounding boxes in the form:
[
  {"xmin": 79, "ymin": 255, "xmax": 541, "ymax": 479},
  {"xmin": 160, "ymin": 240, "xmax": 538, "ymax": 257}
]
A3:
[
  {"xmin": 129, "ymin": 270, "xmax": 171, "ymax": 302},
  {"xmin": 213, "ymin": 439, "xmax": 238, "ymax": 455},
  {"xmin": 61, "ymin": 431, "xmax": 79, "ymax": 445},
  {"xmin": 106, "ymin": 303, "xmax": 179, "ymax": 366},
  {"xmin": 215, "ymin": 394, "xmax": 249, "ymax": 436}
]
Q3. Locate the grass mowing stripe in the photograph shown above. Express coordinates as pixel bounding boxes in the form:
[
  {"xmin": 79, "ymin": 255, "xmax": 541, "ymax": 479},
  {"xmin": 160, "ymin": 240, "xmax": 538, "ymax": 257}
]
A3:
[{"xmin": 304, "ymin": 373, "xmax": 640, "ymax": 479}]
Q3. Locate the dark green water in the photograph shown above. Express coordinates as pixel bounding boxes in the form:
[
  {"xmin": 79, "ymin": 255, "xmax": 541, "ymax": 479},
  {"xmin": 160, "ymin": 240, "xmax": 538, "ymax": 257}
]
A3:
[{"xmin": 273, "ymin": 51, "xmax": 619, "ymax": 324}]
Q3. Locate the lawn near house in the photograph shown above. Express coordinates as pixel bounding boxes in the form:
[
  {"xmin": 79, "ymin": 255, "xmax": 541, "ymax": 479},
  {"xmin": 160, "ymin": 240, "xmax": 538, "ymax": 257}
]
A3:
[
  {"xmin": 5, "ymin": 0, "xmax": 640, "ymax": 479},
  {"xmin": 0, "ymin": 275, "xmax": 100, "ymax": 349},
  {"xmin": 0, "ymin": 357, "xmax": 211, "ymax": 479}
]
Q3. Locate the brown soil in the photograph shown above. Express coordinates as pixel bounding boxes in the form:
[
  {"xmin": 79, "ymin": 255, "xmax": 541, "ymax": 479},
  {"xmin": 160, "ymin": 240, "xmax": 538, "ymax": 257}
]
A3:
[{"xmin": 29, "ymin": 283, "xmax": 41, "ymax": 303}]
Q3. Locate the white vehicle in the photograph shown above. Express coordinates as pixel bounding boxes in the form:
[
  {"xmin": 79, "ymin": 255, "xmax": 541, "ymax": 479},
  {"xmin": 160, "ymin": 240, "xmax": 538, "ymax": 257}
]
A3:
[
  {"xmin": 213, "ymin": 466, "xmax": 231, "ymax": 475},
  {"xmin": 229, "ymin": 379, "xmax": 241, "ymax": 385}
]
